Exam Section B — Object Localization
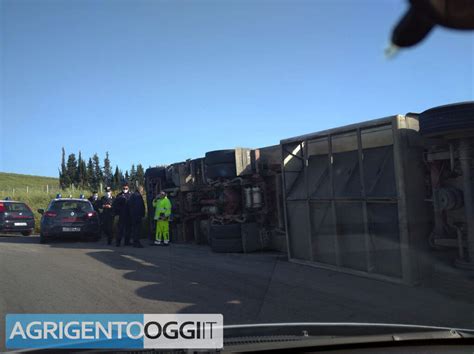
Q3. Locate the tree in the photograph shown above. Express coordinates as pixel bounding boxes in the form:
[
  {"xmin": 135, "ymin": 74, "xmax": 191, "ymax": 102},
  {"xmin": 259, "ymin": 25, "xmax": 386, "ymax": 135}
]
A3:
[
  {"xmin": 92, "ymin": 153, "xmax": 102, "ymax": 191},
  {"xmin": 76, "ymin": 151, "xmax": 87, "ymax": 188},
  {"xmin": 124, "ymin": 170, "xmax": 129, "ymax": 184},
  {"xmin": 78, "ymin": 158, "xmax": 87, "ymax": 188},
  {"xmin": 112, "ymin": 166, "xmax": 121, "ymax": 190},
  {"xmin": 66, "ymin": 153, "xmax": 78, "ymax": 188},
  {"xmin": 86, "ymin": 158, "xmax": 94, "ymax": 189},
  {"xmin": 136, "ymin": 164, "xmax": 145, "ymax": 187},
  {"xmin": 103, "ymin": 152, "xmax": 112, "ymax": 188},
  {"xmin": 59, "ymin": 147, "xmax": 69, "ymax": 189},
  {"xmin": 129, "ymin": 164, "xmax": 136, "ymax": 188},
  {"xmin": 58, "ymin": 150, "xmax": 149, "ymax": 191}
]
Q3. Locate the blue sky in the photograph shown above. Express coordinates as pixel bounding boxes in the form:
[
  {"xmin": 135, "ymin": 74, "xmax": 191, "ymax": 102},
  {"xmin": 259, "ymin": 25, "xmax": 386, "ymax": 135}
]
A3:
[{"xmin": 1, "ymin": 0, "xmax": 473, "ymax": 177}]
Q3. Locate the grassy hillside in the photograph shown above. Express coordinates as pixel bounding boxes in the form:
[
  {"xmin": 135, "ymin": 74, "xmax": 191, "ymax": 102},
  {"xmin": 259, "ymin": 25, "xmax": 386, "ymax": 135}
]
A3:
[{"xmin": 0, "ymin": 172, "xmax": 59, "ymax": 194}]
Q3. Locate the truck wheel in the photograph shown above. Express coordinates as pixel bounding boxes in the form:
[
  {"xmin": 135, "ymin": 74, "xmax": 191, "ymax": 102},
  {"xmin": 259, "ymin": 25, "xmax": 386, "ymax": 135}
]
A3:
[
  {"xmin": 144, "ymin": 167, "xmax": 166, "ymax": 179},
  {"xmin": 210, "ymin": 237, "xmax": 243, "ymax": 253},
  {"xmin": 418, "ymin": 102, "xmax": 474, "ymax": 137},
  {"xmin": 206, "ymin": 163, "xmax": 236, "ymax": 179},
  {"xmin": 209, "ymin": 223, "xmax": 241, "ymax": 240},
  {"xmin": 205, "ymin": 150, "xmax": 235, "ymax": 165},
  {"xmin": 21, "ymin": 230, "xmax": 33, "ymax": 236}
]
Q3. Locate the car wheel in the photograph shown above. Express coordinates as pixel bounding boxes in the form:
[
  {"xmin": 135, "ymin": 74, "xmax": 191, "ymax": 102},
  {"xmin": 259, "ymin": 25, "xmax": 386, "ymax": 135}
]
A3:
[
  {"xmin": 209, "ymin": 223, "xmax": 241, "ymax": 240},
  {"xmin": 206, "ymin": 163, "xmax": 236, "ymax": 180},
  {"xmin": 205, "ymin": 150, "xmax": 236, "ymax": 165},
  {"xmin": 21, "ymin": 230, "xmax": 33, "ymax": 236},
  {"xmin": 418, "ymin": 102, "xmax": 474, "ymax": 137},
  {"xmin": 210, "ymin": 237, "xmax": 243, "ymax": 253}
]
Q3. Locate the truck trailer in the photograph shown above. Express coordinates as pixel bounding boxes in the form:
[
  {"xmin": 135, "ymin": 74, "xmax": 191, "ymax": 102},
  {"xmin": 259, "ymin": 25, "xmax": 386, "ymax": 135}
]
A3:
[{"xmin": 145, "ymin": 102, "xmax": 474, "ymax": 287}]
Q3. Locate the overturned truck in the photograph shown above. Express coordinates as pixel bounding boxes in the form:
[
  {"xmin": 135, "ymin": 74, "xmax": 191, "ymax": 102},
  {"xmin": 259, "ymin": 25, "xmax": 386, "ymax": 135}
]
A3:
[
  {"xmin": 145, "ymin": 102, "xmax": 474, "ymax": 285},
  {"xmin": 145, "ymin": 146, "xmax": 285, "ymax": 253}
]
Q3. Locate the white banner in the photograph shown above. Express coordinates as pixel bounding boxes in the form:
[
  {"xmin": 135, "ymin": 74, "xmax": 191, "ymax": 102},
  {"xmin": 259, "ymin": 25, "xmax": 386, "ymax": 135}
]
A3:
[{"xmin": 143, "ymin": 314, "xmax": 223, "ymax": 349}]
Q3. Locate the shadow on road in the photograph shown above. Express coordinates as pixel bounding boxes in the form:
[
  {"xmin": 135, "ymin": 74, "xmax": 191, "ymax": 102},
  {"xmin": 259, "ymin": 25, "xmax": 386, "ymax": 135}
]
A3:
[
  {"xmin": 86, "ymin": 245, "xmax": 283, "ymax": 324},
  {"xmin": 0, "ymin": 234, "xmax": 40, "ymax": 243},
  {"xmin": 2, "ymin": 235, "xmax": 474, "ymax": 328},
  {"xmin": 85, "ymin": 244, "xmax": 474, "ymax": 328}
]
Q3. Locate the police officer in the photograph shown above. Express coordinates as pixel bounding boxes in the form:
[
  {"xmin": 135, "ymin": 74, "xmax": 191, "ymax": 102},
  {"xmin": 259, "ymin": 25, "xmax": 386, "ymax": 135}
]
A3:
[
  {"xmin": 88, "ymin": 191, "xmax": 101, "ymax": 213},
  {"xmin": 112, "ymin": 183, "xmax": 132, "ymax": 246},
  {"xmin": 101, "ymin": 186, "xmax": 115, "ymax": 245},
  {"xmin": 128, "ymin": 185, "xmax": 145, "ymax": 248}
]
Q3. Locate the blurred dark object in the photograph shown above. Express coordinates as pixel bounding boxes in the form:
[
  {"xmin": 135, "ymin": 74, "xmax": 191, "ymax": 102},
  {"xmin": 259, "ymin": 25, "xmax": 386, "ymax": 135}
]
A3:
[{"xmin": 392, "ymin": 0, "xmax": 474, "ymax": 48}]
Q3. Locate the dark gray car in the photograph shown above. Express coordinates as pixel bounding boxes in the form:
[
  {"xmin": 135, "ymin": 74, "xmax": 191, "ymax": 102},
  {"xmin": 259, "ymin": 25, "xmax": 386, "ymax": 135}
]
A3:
[
  {"xmin": 0, "ymin": 200, "xmax": 35, "ymax": 236},
  {"xmin": 38, "ymin": 198, "xmax": 100, "ymax": 243}
]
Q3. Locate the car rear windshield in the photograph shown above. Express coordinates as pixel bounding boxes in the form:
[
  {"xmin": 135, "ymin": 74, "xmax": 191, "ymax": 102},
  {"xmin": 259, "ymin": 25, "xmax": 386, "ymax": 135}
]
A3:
[
  {"xmin": 5, "ymin": 203, "xmax": 31, "ymax": 212},
  {"xmin": 49, "ymin": 201, "xmax": 93, "ymax": 212}
]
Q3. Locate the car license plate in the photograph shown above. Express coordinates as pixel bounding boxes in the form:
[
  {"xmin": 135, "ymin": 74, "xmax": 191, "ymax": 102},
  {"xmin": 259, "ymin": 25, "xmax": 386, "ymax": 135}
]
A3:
[
  {"xmin": 62, "ymin": 227, "xmax": 81, "ymax": 232},
  {"xmin": 14, "ymin": 222, "xmax": 27, "ymax": 226}
]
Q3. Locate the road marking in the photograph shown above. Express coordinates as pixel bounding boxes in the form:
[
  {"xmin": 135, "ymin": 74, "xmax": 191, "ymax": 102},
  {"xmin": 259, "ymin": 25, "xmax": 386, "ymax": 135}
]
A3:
[
  {"xmin": 226, "ymin": 300, "xmax": 241, "ymax": 304},
  {"xmin": 121, "ymin": 254, "xmax": 157, "ymax": 268}
]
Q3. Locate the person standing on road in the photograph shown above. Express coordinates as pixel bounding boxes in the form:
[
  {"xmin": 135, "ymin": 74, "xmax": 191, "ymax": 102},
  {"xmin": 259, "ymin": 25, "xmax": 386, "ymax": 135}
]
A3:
[
  {"xmin": 128, "ymin": 186, "xmax": 145, "ymax": 248},
  {"xmin": 101, "ymin": 186, "xmax": 115, "ymax": 245},
  {"xmin": 112, "ymin": 183, "xmax": 132, "ymax": 246},
  {"xmin": 153, "ymin": 191, "xmax": 172, "ymax": 246}
]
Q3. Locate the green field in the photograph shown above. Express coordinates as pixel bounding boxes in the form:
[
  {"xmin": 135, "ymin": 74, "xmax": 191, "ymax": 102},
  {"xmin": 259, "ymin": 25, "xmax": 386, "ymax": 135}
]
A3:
[{"xmin": 0, "ymin": 172, "xmax": 59, "ymax": 194}]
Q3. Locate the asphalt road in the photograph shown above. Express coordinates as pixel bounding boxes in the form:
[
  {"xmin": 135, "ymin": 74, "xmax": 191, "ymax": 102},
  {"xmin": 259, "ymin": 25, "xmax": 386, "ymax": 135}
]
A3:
[{"xmin": 1, "ymin": 234, "xmax": 473, "ymax": 350}]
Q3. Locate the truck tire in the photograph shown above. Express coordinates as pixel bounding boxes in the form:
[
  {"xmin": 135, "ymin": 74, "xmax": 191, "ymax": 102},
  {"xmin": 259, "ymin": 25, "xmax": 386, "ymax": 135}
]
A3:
[
  {"xmin": 210, "ymin": 237, "xmax": 243, "ymax": 253},
  {"xmin": 418, "ymin": 102, "xmax": 474, "ymax": 137},
  {"xmin": 206, "ymin": 163, "xmax": 236, "ymax": 179},
  {"xmin": 145, "ymin": 167, "xmax": 166, "ymax": 179},
  {"xmin": 209, "ymin": 223, "xmax": 241, "ymax": 240},
  {"xmin": 205, "ymin": 150, "xmax": 236, "ymax": 165}
]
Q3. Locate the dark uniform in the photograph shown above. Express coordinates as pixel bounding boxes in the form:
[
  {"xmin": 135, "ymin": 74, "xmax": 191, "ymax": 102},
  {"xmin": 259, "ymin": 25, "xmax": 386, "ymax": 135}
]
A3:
[
  {"xmin": 128, "ymin": 189, "xmax": 145, "ymax": 247},
  {"xmin": 88, "ymin": 195, "xmax": 102, "ymax": 213},
  {"xmin": 113, "ymin": 189, "xmax": 132, "ymax": 246},
  {"xmin": 101, "ymin": 193, "xmax": 115, "ymax": 245}
]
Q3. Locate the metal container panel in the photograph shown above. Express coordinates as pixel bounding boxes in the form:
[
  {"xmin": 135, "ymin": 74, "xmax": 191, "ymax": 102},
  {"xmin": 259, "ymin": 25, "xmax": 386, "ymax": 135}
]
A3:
[{"xmin": 281, "ymin": 115, "xmax": 426, "ymax": 284}]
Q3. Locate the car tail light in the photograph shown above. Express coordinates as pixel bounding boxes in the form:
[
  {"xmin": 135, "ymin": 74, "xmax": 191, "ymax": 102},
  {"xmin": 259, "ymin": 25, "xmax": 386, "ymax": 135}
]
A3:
[
  {"xmin": 0, "ymin": 203, "xmax": 5, "ymax": 212},
  {"xmin": 86, "ymin": 211, "xmax": 97, "ymax": 217},
  {"xmin": 44, "ymin": 211, "xmax": 57, "ymax": 218}
]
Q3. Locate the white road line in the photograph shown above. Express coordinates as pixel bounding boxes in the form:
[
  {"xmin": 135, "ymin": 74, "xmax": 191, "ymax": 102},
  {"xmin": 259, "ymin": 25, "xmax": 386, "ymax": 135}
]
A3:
[{"xmin": 121, "ymin": 254, "xmax": 158, "ymax": 268}]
